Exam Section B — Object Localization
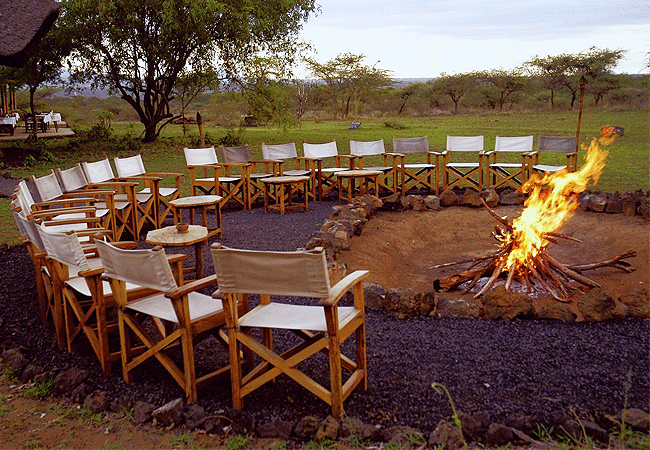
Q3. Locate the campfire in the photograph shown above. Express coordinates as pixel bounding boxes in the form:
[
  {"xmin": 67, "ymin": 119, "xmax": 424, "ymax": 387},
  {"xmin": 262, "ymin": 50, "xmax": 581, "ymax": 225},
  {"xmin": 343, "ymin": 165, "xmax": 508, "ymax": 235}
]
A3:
[{"xmin": 434, "ymin": 127, "xmax": 635, "ymax": 302}]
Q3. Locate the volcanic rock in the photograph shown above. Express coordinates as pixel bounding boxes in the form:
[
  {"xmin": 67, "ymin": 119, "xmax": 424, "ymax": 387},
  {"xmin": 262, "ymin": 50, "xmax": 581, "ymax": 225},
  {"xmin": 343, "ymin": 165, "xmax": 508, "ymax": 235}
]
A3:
[
  {"xmin": 110, "ymin": 395, "xmax": 135, "ymax": 414},
  {"xmin": 425, "ymin": 195, "xmax": 441, "ymax": 210},
  {"xmin": 429, "ymin": 420, "xmax": 466, "ymax": 449},
  {"xmin": 256, "ymin": 419, "xmax": 293, "ymax": 439},
  {"xmin": 19, "ymin": 364, "xmax": 43, "ymax": 383},
  {"xmin": 183, "ymin": 404, "xmax": 206, "ymax": 430},
  {"xmin": 619, "ymin": 408, "xmax": 650, "ymax": 432},
  {"xmin": 534, "ymin": 303, "xmax": 577, "ymax": 321},
  {"xmin": 380, "ymin": 193, "xmax": 403, "ymax": 211},
  {"xmin": 434, "ymin": 295, "xmax": 480, "ymax": 319},
  {"xmin": 459, "ymin": 188, "xmax": 483, "ymax": 207},
  {"xmin": 294, "ymin": 415, "xmax": 319, "ymax": 439},
  {"xmin": 84, "ymin": 390, "xmax": 111, "ymax": 413},
  {"xmin": 152, "ymin": 398, "xmax": 184, "ymax": 427},
  {"xmin": 133, "ymin": 400, "xmax": 156, "ymax": 424},
  {"xmin": 458, "ymin": 410, "xmax": 489, "ymax": 442},
  {"xmin": 482, "ymin": 187, "xmax": 499, "ymax": 207},
  {"xmin": 499, "ymin": 189, "xmax": 524, "ymax": 205},
  {"xmin": 637, "ymin": 197, "xmax": 650, "ymax": 219},
  {"xmin": 384, "ymin": 287, "xmax": 419, "ymax": 319},
  {"xmin": 578, "ymin": 288, "xmax": 628, "ymax": 322},
  {"xmin": 401, "ymin": 194, "xmax": 426, "ymax": 211},
  {"xmin": 363, "ymin": 282, "xmax": 385, "ymax": 310},
  {"xmin": 315, "ymin": 415, "xmax": 339, "ymax": 441},
  {"xmin": 439, "ymin": 189, "xmax": 459, "ymax": 207},
  {"xmin": 383, "ymin": 426, "xmax": 424, "ymax": 445},
  {"xmin": 486, "ymin": 423, "xmax": 514, "ymax": 447},
  {"xmin": 1, "ymin": 347, "xmax": 29, "ymax": 374},
  {"xmin": 70, "ymin": 382, "xmax": 90, "ymax": 404},
  {"xmin": 480, "ymin": 286, "xmax": 534, "ymax": 320},
  {"xmin": 340, "ymin": 416, "xmax": 382, "ymax": 442},
  {"xmin": 53, "ymin": 368, "xmax": 88, "ymax": 395}
]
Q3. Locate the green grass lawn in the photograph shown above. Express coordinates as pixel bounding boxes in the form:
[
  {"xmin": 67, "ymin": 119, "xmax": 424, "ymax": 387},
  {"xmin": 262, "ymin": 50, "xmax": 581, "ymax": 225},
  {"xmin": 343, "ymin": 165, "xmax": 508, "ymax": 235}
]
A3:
[{"xmin": 2, "ymin": 109, "xmax": 648, "ymax": 246}]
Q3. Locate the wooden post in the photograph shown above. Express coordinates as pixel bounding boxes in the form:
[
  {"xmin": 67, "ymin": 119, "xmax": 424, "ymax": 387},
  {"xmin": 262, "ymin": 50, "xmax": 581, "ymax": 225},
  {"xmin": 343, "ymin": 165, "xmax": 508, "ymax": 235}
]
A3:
[
  {"xmin": 196, "ymin": 112, "xmax": 204, "ymax": 147},
  {"xmin": 576, "ymin": 75, "xmax": 587, "ymax": 160}
]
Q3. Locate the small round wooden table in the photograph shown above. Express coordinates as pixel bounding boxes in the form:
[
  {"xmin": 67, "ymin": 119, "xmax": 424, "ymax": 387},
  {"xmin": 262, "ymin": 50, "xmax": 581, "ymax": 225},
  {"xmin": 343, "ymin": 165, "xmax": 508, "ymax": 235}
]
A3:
[
  {"xmin": 169, "ymin": 195, "xmax": 223, "ymax": 238},
  {"xmin": 261, "ymin": 176, "xmax": 310, "ymax": 214},
  {"xmin": 146, "ymin": 225, "xmax": 208, "ymax": 279},
  {"xmin": 336, "ymin": 170, "xmax": 382, "ymax": 203}
]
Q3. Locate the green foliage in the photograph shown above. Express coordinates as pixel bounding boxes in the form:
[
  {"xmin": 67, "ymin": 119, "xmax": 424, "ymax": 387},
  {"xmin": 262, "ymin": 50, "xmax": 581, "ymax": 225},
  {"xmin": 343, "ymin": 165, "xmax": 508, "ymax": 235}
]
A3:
[
  {"xmin": 216, "ymin": 128, "xmax": 244, "ymax": 147},
  {"xmin": 225, "ymin": 434, "xmax": 251, "ymax": 450},
  {"xmin": 22, "ymin": 377, "xmax": 55, "ymax": 400},
  {"xmin": 431, "ymin": 382, "xmax": 466, "ymax": 448},
  {"xmin": 75, "ymin": 406, "xmax": 106, "ymax": 425},
  {"xmin": 304, "ymin": 438, "xmax": 336, "ymax": 450},
  {"xmin": 384, "ymin": 120, "xmax": 407, "ymax": 129},
  {"xmin": 2, "ymin": 366, "xmax": 19, "ymax": 381}
]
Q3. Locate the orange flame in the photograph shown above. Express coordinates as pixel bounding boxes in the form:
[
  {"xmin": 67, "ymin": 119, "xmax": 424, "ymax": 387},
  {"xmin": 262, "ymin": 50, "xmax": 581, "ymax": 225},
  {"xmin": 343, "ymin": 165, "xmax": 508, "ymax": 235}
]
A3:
[{"xmin": 499, "ymin": 134, "xmax": 615, "ymax": 270}]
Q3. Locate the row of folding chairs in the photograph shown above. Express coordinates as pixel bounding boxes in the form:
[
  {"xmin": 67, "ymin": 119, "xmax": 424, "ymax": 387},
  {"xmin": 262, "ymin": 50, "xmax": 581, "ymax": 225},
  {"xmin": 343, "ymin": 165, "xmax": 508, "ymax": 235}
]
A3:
[
  {"xmin": 191, "ymin": 135, "xmax": 577, "ymax": 210},
  {"xmin": 11, "ymin": 192, "xmax": 368, "ymax": 417}
]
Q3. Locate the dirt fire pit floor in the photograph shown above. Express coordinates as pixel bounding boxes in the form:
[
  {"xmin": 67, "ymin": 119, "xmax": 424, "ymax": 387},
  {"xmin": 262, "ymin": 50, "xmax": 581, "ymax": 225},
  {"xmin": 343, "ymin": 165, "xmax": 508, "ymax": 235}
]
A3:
[{"xmin": 0, "ymin": 200, "xmax": 648, "ymax": 434}]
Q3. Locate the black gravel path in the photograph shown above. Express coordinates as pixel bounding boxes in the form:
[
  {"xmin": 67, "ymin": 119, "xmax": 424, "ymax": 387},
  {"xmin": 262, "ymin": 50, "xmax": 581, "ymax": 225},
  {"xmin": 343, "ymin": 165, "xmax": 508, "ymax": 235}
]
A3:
[{"xmin": 1, "ymin": 198, "xmax": 648, "ymax": 434}]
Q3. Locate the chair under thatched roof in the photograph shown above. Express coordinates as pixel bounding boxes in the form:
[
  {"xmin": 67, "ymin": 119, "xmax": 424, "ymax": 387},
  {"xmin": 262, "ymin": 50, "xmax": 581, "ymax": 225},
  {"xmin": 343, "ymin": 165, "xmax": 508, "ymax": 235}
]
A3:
[{"xmin": 0, "ymin": 0, "xmax": 60, "ymax": 67}]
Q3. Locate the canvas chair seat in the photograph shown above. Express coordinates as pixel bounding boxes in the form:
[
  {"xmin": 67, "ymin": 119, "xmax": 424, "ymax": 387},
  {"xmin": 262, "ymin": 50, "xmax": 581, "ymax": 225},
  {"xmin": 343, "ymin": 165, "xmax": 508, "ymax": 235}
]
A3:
[
  {"xmin": 303, "ymin": 140, "xmax": 354, "ymax": 200},
  {"xmin": 240, "ymin": 303, "xmax": 357, "ymax": 332},
  {"xmin": 219, "ymin": 145, "xmax": 278, "ymax": 208},
  {"xmin": 125, "ymin": 292, "xmax": 223, "ymax": 323},
  {"xmin": 486, "ymin": 135, "xmax": 533, "ymax": 189},
  {"xmin": 350, "ymin": 139, "xmax": 399, "ymax": 194},
  {"xmin": 261, "ymin": 142, "xmax": 315, "ymax": 201},
  {"xmin": 211, "ymin": 244, "xmax": 369, "ymax": 418},
  {"xmin": 528, "ymin": 135, "xmax": 578, "ymax": 179}
]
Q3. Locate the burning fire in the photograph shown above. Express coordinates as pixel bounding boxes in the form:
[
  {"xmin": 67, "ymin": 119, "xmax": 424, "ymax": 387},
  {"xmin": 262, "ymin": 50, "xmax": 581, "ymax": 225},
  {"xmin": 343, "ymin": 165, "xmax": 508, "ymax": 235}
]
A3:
[{"xmin": 500, "ymin": 135, "xmax": 611, "ymax": 271}]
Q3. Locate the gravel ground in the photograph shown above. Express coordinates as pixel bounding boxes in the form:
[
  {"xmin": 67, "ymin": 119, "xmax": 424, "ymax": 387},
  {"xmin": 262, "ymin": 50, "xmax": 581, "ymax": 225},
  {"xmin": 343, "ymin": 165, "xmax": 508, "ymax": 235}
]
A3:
[{"xmin": 1, "ymin": 194, "xmax": 648, "ymax": 434}]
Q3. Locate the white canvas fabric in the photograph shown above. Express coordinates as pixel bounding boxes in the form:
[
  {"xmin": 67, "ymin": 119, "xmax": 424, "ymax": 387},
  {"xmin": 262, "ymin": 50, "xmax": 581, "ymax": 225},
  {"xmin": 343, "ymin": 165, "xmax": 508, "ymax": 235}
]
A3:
[
  {"xmin": 392, "ymin": 136, "xmax": 429, "ymax": 154},
  {"xmin": 350, "ymin": 139, "xmax": 385, "ymax": 157},
  {"xmin": 82, "ymin": 159, "xmax": 116, "ymax": 183},
  {"xmin": 126, "ymin": 292, "xmax": 223, "ymax": 323},
  {"xmin": 303, "ymin": 141, "xmax": 338, "ymax": 159},
  {"xmin": 446, "ymin": 135, "xmax": 484, "ymax": 152},
  {"xmin": 494, "ymin": 136, "xmax": 534, "ymax": 152},
  {"xmin": 95, "ymin": 239, "xmax": 178, "ymax": 293},
  {"xmin": 114, "ymin": 155, "xmax": 147, "ymax": 178},
  {"xmin": 211, "ymin": 246, "xmax": 331, "ymax": 298},
  {"xmin": 537, "ymin": 136, "xmax": 577, "ymax": 153},
  {"xmin": 12, "ymin": 208, "xmax": 45, "ymax": 250},
  {"xmin": 15, "ymin": 180, "xmax": 35, "ymax": 212},
  {"xmin": 239, "ymin": 303, "xmax": 357, "ymax": 331},
  {"xmin": 33, "ymin": 171, "xmax": 64, "ymax": 202},
  {"xmin": 184, "ymin": 147, "xmax": 219, "ymax": 165},
  {"xmin": 261, "ymin": 142, "xmax": 298, "ymax": 160},
  {"xmin": 37, "ymin": 225, "xmax": 90, "ymax": 274},
  {"xmin": 56, "ymin": 165, "xmax": 89, "ymax": 192}
]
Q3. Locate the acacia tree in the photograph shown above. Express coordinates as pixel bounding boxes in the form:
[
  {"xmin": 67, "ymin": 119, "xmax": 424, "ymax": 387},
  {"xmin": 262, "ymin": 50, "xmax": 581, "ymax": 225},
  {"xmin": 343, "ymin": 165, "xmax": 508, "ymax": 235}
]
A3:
[
  {"xmin": 61, "ymin": 0, "xmax": 316, "ymax": 142},
  {"xmin": 476, "ymin": 68, "xmax": 527, "ymax": 111},
  {"xmin": 429, "ymin": 72, "xmax": 477, "ymax": 113},
  {"xmin": 577, "ymin": 47, "xmax": 625, "ymax": 106},
  {"xmin": 306, "ymin": 53, "xmax": 392, "ymax": 119},
  {"xmin": 524, "ymin": 53, "xmax": 577, "ymax": 108}
]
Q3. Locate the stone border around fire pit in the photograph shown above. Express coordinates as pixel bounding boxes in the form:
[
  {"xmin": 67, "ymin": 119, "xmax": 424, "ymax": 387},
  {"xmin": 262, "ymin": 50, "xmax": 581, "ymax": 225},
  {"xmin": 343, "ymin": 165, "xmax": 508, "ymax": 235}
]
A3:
[{"xmin": 304, "ymin": 187, "xmax": 650, "ymax": 323}]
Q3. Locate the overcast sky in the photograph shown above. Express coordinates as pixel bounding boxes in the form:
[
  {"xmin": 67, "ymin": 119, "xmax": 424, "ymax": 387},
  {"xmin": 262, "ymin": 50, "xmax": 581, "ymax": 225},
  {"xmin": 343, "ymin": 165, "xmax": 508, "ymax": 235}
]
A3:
[{"xmin": 297, "ymin": 0, "xmax": 649, "ymax": 78}]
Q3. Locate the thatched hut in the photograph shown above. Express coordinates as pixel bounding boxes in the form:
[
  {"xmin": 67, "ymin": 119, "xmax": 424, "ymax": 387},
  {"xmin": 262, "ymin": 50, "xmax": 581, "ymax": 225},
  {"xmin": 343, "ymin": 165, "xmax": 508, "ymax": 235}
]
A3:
[{"xmin": 0, "ymin": 0, "xmax": 60, "ymax": 67}]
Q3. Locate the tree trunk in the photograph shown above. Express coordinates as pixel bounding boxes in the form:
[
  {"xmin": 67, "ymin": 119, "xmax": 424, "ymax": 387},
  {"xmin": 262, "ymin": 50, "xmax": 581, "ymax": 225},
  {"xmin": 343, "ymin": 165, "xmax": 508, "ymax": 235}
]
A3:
[{"xmin": 28, "ymin": 87, "xmax": 38, "ymax": 141}]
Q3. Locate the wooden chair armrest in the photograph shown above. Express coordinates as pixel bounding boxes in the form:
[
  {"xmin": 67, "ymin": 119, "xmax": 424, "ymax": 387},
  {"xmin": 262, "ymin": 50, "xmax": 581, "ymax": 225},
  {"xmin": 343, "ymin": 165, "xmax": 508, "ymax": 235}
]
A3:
[
  {"xmin": 165, "ymin": 253, "xmax": 188, "ymax": 264},
  {"xmin": 165, "ymin": 274, "xmax": 218, "ymax": 299},
  {"xmin": 319, "ymin": 270, "xmax": 370, "ymax": 307},
  {"xmin": 145, "ymin": 172, "xmax": 183, "ymax": 178}
]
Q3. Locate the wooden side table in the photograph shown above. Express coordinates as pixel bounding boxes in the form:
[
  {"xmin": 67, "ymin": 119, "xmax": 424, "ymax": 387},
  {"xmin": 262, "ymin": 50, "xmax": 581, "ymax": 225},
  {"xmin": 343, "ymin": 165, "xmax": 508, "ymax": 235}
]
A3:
[
  {"xmin": 336, "ymin": 170, "xmax": 382, "ymax": 203},
  {"xmin": 169, "ymin": 195, "xmax": 223, "ymax": 238},
  {"xmin": 261, "ymin": 176, "xmax": 310, "ymax": 214},
  {"xmin": 146, "ymin": 225, "xmax": 208, "ymax": 280}
]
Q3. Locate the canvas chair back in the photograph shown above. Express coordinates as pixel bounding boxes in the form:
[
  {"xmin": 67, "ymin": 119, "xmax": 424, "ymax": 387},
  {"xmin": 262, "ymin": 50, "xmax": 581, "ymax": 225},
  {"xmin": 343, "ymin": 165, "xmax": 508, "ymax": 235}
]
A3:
[
  {"xmin": 350, "ymin": 139, "xmax": 385, "ymax": 157},
  {"xmin": 184, "ymin": 147, "xmax": 219, "ymax": 165},
  {"xmin": 114, "ymin": 155, "xmax": 147, "ymax": 178},
  {"xmin": 303, "ymin": 141, "xmax": 338, "ymax": 159},
  {"xmin": 32, "ymin": 171, "xmax": 65, "ymax": 202},
  {"xmin": 212, "ymin": 246, "xmax": 331, "ymax": 298},
  {"xmin": 494, "ymin": 135, "xmax": 533, "ymax": 152},
  {"xmin": 537, "ymin": 136, "xmax": 577, "ymax": 153},
  {"xmin": 446, "ymin": 135, "xmax": 484, "ymax": 152},
  {"xmin": 14, "ymin": 180, "xmax": 35, "ymax": 213},
  {"xmin": 13, "ymin": 208, "xmax": 45, "ymax": 251},
  {"xmin": 219, "ymin": 145, "xmax": 252, "ymax": 164},
  {"xmin": 56, "ymin": 165, "xmax": 89, "ymax": 192},
  {"xmin": 37, "ymin": 226, "xmax": 90, "ymax": 274},
  {"xmin": 392, "ymin": 136, "xmax": 429, "ymax": 154},
  {"xmin": 82, "ymin": 158, "xmax": 115, "ymax": 183},
  {"xmin": 95, "ymin": 239, "xmax": 178, "ymax": 293},
  {"xmin": 261, "ymin": 142, "xmax": 298, "ymax": 160}
]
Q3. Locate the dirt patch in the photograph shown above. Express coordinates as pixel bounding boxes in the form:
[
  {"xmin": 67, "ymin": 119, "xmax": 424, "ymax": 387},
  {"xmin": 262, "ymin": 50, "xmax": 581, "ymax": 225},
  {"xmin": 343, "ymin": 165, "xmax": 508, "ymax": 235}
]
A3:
[{"xmin": 340, "ymin": 205, "xmax": 649, "ymax": 301}]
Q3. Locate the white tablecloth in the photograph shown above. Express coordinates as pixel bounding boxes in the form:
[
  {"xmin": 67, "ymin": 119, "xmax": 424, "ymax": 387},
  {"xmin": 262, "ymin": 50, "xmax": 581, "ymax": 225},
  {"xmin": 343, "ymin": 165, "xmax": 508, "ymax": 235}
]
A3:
[{"xmin": 1, "ymin": 116, "xmax": 17, "ymax": 127}]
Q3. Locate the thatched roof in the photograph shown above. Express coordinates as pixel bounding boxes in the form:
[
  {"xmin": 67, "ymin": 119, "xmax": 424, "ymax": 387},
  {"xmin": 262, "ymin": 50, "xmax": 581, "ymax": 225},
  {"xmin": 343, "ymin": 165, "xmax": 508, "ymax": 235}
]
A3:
[{"xmin": 0, "ymin": 0, "xmax": 60, "ymax": 67}]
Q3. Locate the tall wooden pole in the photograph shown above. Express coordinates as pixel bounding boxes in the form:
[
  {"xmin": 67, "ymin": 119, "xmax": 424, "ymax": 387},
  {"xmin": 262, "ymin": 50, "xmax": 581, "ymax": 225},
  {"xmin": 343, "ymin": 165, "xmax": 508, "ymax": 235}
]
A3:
[
  {"xmin": 576, "ymin": 75, "xmax": 587, "ymax": 160},
  {"xmin": 196, "ymin": 112, "xmax": 204, "ymax": 147}
]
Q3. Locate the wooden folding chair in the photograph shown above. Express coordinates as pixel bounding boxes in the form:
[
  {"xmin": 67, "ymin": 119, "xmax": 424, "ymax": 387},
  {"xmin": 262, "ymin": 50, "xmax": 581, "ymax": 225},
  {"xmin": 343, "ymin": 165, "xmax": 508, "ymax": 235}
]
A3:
[
  {"xmin": 219, "ymin": 145, "xmax": 278, "ymax": 208},
  {"xmin": 303, "ymin": 140, "xmax": 355, "ymax": 200},
  {"xmin": 528, "ymin": 136, "xmax": 578, "ymax": 179},
  {"xmin": 442, "ymin": 135, "xmax": 485, "ymax": 191},
  {"xmin": 350, "ymin": 139, "xmax": 399, "ymax": 194},
  {"xmin": 183, "ymin": 147, "xmax": 248, "ymax": 209},
  {"xmin": 57, "ymin": 164, "xmax": 138, "ymax": 240},
  {"xmin": 392, "ymin": 136, "xmax": 439, "ymax": 195},
  {"xmin": 211, "ymin": 244, "xmax": 369, "ymax": 418},
  {"xmin": 261, "ymin": 142, "xmax": 316, "ymax": 201},
  {"xmin": 82, "ymin": 158, "xmax": 147, "ymax": 238},
  {"xmin": 485, "ymin": 135, "xmax": 534, "ymax": 189},
  {"xmin": 96, "ymin": 240, "xmax": 246, "ymax": 402},
  {"xmin": 114, "ymin": 154, "xmax": 181, "ymax": 227}
]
